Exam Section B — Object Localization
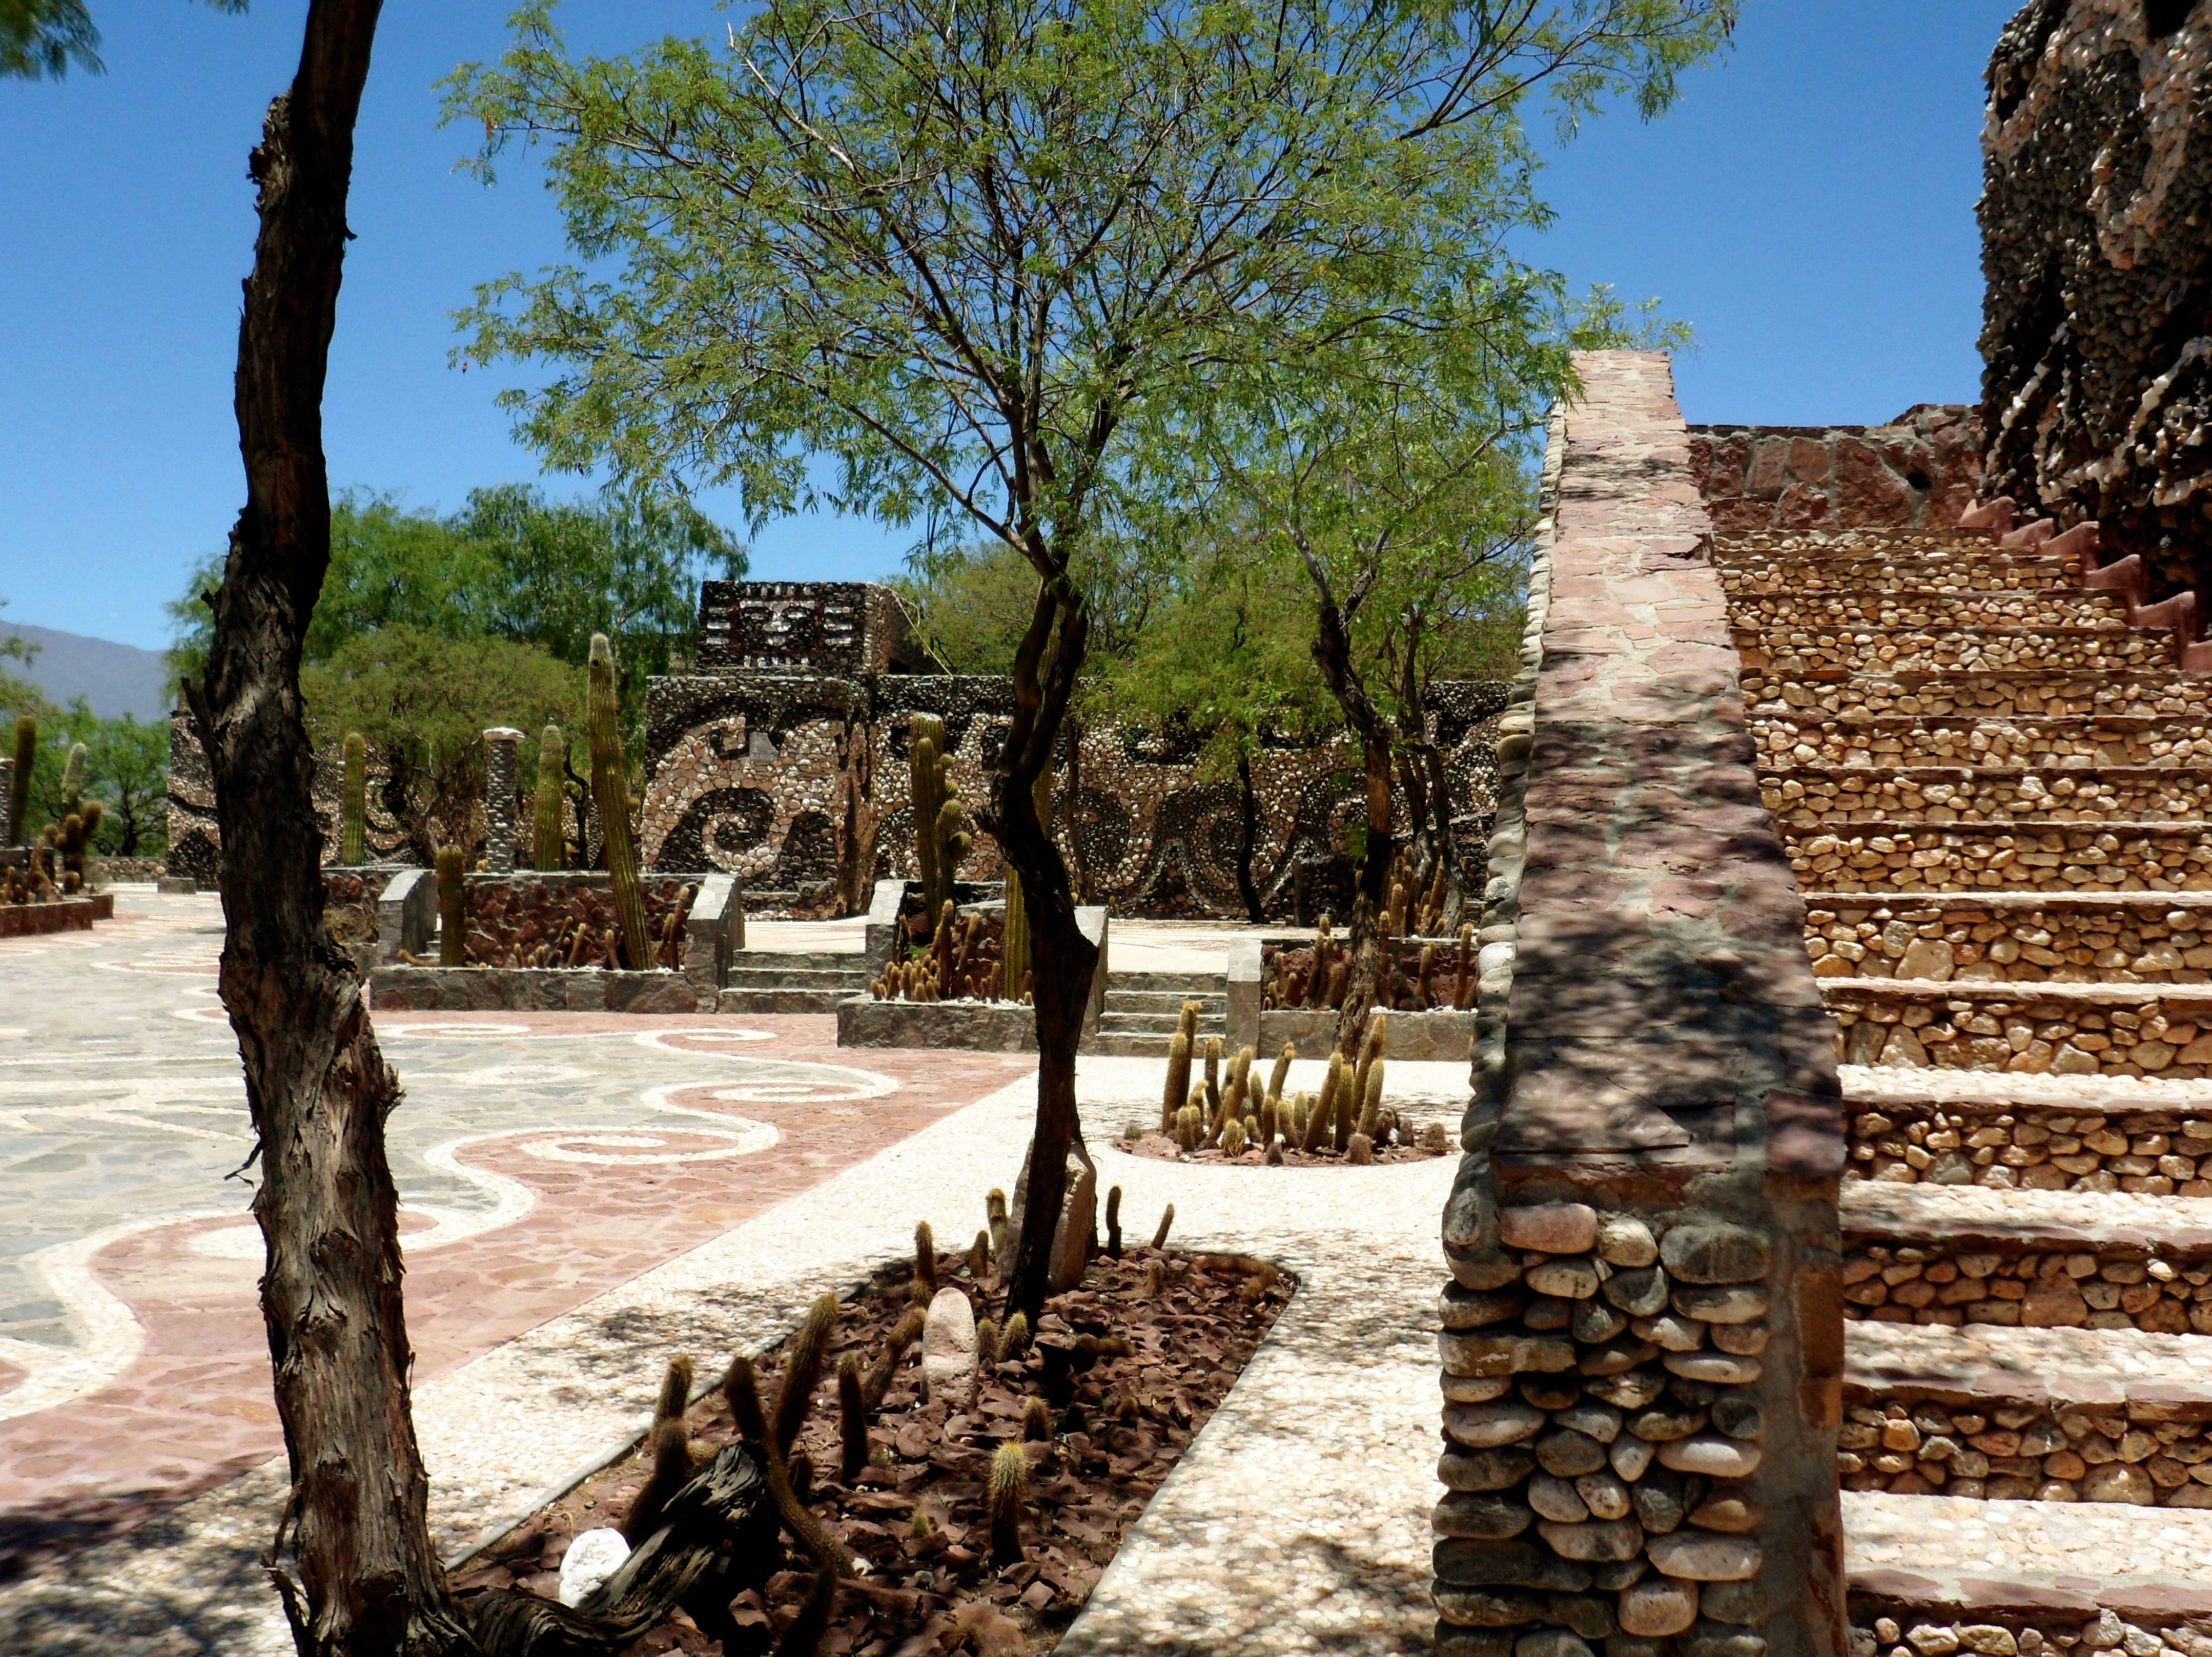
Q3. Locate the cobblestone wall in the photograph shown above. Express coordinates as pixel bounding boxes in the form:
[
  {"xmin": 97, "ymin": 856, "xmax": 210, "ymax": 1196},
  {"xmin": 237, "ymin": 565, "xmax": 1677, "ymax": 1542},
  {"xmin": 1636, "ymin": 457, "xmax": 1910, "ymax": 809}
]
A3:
[
  {"xmin": 1442, "ymin": 353, "xmax": 1845, "ymax": 1657},
  {"xmin": 1978, "ymin": 2, "xmax": 2212, "ymax": 595},
  {"xmin": 642, "ymin": 585, "xmax": 1508, "ymax": 918},
  {"xmin": 166, "ymin": 712, "xmax": 415, "ymax": 884}
]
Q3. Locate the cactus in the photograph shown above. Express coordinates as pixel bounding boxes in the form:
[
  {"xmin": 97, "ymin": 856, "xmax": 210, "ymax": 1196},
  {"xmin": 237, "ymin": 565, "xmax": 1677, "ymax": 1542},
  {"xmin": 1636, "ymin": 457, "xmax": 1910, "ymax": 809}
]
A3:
[
  {"xmin": 1105, "ymin": 1186, "xmax": 1122, "ymax": 1258},
  {"xmin": 863, "ymin": 1306, "xmax": 925, "ymax": 1411},
  {"xmin": 1152, "ymin": 1203, "xmax": 1175, "ymax": 1250},
  {"xmin": 773, "ymin": 1292, "xmax": 840, "ymax": 1455},
  {"xmin": 436, "ymin": 845, "xmax": 466, "ymax": 966},
  {"xmin": 1454, "ymin": 921, "xmax": 1474, "ymax": 1010},
  {"xmin": 1258, "ymin": 1091, "xmax": 1279, "ymax": 1150},
  {"xmin": 908, "ymin": 714, "xmax": 971, "ymax": 922},
  {"xmin": 999, "ymin": 1310, "xmax": 1030, "ymax": 1360},
  {"xmin": 1175, "ymin": 1101, "xmax": 1202, "ymax": 1153},
  {"xmin": 1302, "ymin": 1050, "xmax": 1344, "ymax": 1152},
  {"xmin": 914, "ymin": 1220, "xmax": 937, "ymax": 1295},
  {"xmin": 987, "ymin": 1188, "xmax": 1009, "ymax": 1276},
  {"xmin": 1264, "ymin": 1136, "xmax": 1285, "ymax": 1166},
  {"xmin": 1022, "ymin": 1396, "xmax": 1052, "ymax": 1443},
  {"xmin": 57, "ymin": 742, "xmax": 85, "ymax": 819},
  {"xmin": 1357, "ymin": 1057, "xmax": 1387, "ymax": 1139},
  {"xmin": 621, "ymin": 1355, "xmax": 698, "ymax": 1543},
  {"xmin": 988, "ymin": 1440, "xmax": 1029, "ymax": 1564},
  {"xmin": 586, "ymin": 634, "xmax": 654, "ymax": 971},
  {"xmin": 1346, "ymin": 1014, "xmax": 1386, "ymax": 1151},
  {"xmin": 1221, "ymin": 1115, "xmax": 1248, "ymax": 1155},
  {"xmin": 1161, "ymin": 1029, "xmax": 1191, "ymax": 1133},
  {"xmin": 1287, "ymin": 1090, "xmax": 1308, "ymax": 1145},
  {"xmin": 1417, "ymin": 942, "xmax": 1438, "ymax": 1010},
  {"xmin": 1421, "ymin": 1119, "xmax": 1451, "ymax": 1154},
  {"xmin": 1347, "ymin": 1132, "xmax": 1375, "ymax": 1166},
  {"xmin": 837, "ymin": 1354, "xmax": 869, "ymax": 1481},
  {"xmin": 534, "ymin": 724, "xmax": 566, "ymax": 869},
  {"xmin": 7, "ymin": 713, "xmax": 33, "ymax": 846},
  {"xmin": 1202, "ymin": 1036, "xmax": 1222, "ymax": 1119},
  {"xmin": 969, "ymin": 1229, "xmax": 991, "ymax": 1278},
  {"xmin": 1144, "ymin": 1259, "xmax": 1167, "ymax": 1295},
  {"xmin": 341, "ymin": 732, "xmax": 366, "ymax": 865}
]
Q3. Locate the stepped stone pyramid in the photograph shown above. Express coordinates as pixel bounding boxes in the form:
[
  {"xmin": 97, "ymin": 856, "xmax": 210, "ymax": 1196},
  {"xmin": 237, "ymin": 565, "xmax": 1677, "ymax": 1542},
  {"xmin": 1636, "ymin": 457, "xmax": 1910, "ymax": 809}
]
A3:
[{"xmin": 1714, "ymin": 506, "xmax": 2212, "ymax": 1633}]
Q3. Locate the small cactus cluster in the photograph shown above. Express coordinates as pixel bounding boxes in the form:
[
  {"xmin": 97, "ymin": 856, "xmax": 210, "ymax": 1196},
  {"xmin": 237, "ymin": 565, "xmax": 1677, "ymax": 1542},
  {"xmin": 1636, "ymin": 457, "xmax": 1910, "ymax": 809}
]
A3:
[
  {"xmin": 1263, "ymin": 912, "xmax": 1476, "ymax": 1013},
  {"xmin": 870, "ymin": 899, "xmax": 1028, "ymax": 1003},
  {"xmin": 1384, "ymin": 846, "xmax": 1452, "ymax": 937},
  {"xmin": 12, "ymin": 736, "xmax": 108, "ymax": 898},
  {"xmin": 908, "ymin": 714, "xmax": 971, "ymax": 924},
  {"xmin": 1144, "ymin": 1013, "xmax": 1430, "ymax": 1162}
]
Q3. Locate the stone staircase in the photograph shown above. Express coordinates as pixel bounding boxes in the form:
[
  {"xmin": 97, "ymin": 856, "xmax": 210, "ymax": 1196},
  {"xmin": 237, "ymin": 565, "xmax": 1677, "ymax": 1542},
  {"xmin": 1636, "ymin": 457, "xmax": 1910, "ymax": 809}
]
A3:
[
  {"xmin": 715, "ymin": 948, "xmax": 873, "ymax": 1013},
  {"xmin": 1082, "ymin": 971, "xmax": 1227, "ymax": 1056},
  {"xmin": 1713, "ymin": 514, "xmax": 2212, "ymax": 1629}
]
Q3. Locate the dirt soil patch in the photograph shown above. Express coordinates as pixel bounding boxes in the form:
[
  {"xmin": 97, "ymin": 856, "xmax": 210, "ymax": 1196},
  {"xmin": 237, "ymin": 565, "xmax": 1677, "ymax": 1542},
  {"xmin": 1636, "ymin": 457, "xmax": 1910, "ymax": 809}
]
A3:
[{"xmin": 450, "ymin": 1241, "xmax": 1291, "ymax": 1655}]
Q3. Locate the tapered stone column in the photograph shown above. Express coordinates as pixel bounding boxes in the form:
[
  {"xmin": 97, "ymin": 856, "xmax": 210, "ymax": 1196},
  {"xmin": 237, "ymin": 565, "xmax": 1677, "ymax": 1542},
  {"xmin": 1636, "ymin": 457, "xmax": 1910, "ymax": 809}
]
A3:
[{"xmin": 483, "ymin": 728, "xmax": 524, "ymax": 874}]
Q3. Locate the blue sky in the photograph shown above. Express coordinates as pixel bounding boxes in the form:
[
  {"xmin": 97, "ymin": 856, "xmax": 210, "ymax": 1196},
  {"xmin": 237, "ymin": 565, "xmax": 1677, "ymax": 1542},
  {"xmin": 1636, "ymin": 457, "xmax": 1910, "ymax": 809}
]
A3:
[{"xmin": 1, "ymin": 1, "xmax": 2019, "ymax": 651}]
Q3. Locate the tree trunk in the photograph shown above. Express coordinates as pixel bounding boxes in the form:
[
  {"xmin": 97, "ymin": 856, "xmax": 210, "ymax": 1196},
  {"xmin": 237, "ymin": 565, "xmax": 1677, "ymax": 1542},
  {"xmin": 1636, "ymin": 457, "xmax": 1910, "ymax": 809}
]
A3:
[
  {"xmin": 179, "ymin": 6, "xmax": 474, "ymax": 1653},
  {"xmin": 992, "ymin": 581, "xmax": 1098, "ymax": 1323},
  {"xmin": 1333, "ymin": 732, "xmax": 1393, "ymax": 1052},
  {"xmin": 1233, "ymin": 747, "xmax": 1262, "ymax": 924}
]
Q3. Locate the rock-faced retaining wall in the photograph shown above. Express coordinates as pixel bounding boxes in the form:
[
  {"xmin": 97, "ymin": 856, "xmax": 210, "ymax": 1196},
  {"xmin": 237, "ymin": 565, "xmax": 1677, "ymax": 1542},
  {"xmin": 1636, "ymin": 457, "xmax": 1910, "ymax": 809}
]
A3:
[
  {"xmin": 644, "ymin": 584, "xmax": 1509, "ymax": 919},
  {"xmin": 1978, "ymin": 3, "xmax": 2212, "ymax": 594},
  {"xmin": 1688, "ymin": 411, "xmax": 1983, "ymax": 536},
  {"xmin": 1440, "ymin": 353, "xmax": 1845, "ymax": 1657}
]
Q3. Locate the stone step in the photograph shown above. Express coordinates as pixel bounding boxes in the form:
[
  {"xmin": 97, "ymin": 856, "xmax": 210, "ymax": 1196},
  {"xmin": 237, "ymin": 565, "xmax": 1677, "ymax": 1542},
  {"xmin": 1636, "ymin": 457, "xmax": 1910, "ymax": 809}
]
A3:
[
  {"xmin": 1712, "ymin": 528, "xmax": 2012, "ymax": 558},
  {"xmin": 1824, "ymin": 978, "xmax": 2212, "ymax": 1083},
  {"xmin": 1736, "ymin": 625, "xmax": 2174, "ymax": 678},
  {"xmin": 1785, "ymin": 820, "xmax": 2212, "ymax": 896},
  {"xmin": 1842, "ymin": 1062, "xmax": 2212, "ymax": 1195},
  {"xmin": 1105, "ymin": 970, "xmax": 1229, "ymax": 992},
  {"xmin": 730, "ymin": 949, "xmax": 870, "ymax": 972},
  {"xmin": 1845, "ymin": 1489, "xmax": 2212, "ymax": 1630},
  {"xmin": 1755, "ymin": 711, "xmax": 2212, "ymax": 771},
  {"xmin": 1804, "ymin": 890, "xmax": 2212, "ymax": 988},
  {"xmin": 1100, "ymin": 987, "xmax": 1228, "ymax": 1012},
  {"xmin": 1719, "ymin": 563, "xmax": 2075, "ymax": 596},
  {"xmin": 715, "ymin": 985, "xmax": 855, "ymax": 1013},
  {"xmin": 1766, "ymin": 764, "xmax": 2212, "ymax": 827},
  {"xmin": 1730, "ymin": 593, "xmax": 2128, "ymax": 630},
  {"xmin": 1094, "ymin": 1010, "xmax": 1198, "ymax": 1035},
  {"xmin": 1741, "ymin": 667, "xmax": 2212, "ymax": 722},
  {"xmin": 723, "ymin": 966, "xmax": 870, "ymax": 990}
]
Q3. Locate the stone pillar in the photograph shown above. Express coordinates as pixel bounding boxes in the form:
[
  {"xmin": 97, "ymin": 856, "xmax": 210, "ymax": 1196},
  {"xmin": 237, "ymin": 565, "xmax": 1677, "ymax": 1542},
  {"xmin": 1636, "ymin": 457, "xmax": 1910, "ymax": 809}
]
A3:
[
  {"xmin": 0, "ymin": 756, "xmax": 12, "ymax": 845},
  {"xmin": 1439, "ymin": 354, "xmax": 1844, "ymax": 1657},
  {"xmin": 483, "ymin": 728, "xmax": 524, "ymax": 875}
]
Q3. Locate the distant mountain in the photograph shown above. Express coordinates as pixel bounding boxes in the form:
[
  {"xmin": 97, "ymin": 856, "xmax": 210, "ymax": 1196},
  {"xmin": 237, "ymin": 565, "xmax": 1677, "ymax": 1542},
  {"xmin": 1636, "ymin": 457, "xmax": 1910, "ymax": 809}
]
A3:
[{"xmin": 1, "ymin": 623, "xmax": 171, "ymax": 723}]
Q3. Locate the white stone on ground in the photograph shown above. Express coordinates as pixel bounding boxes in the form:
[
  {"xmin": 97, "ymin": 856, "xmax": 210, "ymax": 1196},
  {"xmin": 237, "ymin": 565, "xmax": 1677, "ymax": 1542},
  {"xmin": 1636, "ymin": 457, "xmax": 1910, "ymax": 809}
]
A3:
[{"xmin": 557, "ymin": 1527, "xmax": 629, "ymax": 1607}]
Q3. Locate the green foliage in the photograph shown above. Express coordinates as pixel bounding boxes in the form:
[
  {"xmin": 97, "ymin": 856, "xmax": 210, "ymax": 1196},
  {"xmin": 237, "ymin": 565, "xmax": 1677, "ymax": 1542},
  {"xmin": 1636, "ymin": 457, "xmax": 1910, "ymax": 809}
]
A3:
[
  {"xmin": 301, "ymin": 626, "xmax": 582, "ymax": 864},
  {"xmin": 8, "ymin": 701, "xmax": 168, "ymax": 858},
  {"xmin": 0, "ymin": 0, "xmax": 245, "ymax": 81},
  {"xmin": 167, "ymin": 484, "xmax": 745, "ymax": 747}
]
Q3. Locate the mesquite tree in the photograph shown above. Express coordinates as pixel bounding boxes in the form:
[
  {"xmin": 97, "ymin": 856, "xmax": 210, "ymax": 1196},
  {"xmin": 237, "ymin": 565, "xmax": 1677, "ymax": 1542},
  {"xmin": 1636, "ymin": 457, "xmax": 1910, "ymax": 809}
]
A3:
[
  {"xmin": 178, "ymin": 2, "xmax": 479, "ymax": 1650},
  {"xmin": 448, "ymin": 0, "xmax": 1733, "ymax": 1317}
]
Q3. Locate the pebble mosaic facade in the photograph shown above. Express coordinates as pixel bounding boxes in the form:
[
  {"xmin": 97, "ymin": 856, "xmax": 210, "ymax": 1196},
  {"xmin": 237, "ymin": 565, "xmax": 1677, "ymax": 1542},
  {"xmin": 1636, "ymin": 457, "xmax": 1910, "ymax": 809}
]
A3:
[{"xmin": 642, "ymin": 585, "xmax": 1509, "ymax": 919}]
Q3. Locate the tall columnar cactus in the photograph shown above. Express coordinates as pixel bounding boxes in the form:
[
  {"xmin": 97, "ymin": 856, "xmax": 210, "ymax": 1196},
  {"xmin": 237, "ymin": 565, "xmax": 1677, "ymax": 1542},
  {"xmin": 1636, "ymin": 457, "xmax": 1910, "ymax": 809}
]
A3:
[
  {"xmin": 436, "ymin": 845, "xmax": 466, "ymax": 966},
  {"xmin": 587, "ymin": 634, "xmax": 654, "ymax": 972},
  {"xmin": 58, "ymin": 741, "xmax": 86, "ymax": 819},
  {"xmin": 341, "ymin": 731, "xmax": 366, "ymax": 865},
  {"xmin": 999, "ymin": 769, "xmax": 1051, "ymax": 1004},
  {"xmin": 1161, "ymin": 1028, "xmax": 1192, "ymax": 1133},
  {"xmin": 1303, "ymin": 1048, "xmax": 1345, "ymax": 1153},
  {"xmin": 7, "ymin": 713, "xmax": 33, "ymax": 846},
  {"xmin": 908, "ymin": 714, "xmax": 971, "ymax": 922},
  {"xmin": 534, "ymin": 725, "xmax": 566, "ymax": 869}
]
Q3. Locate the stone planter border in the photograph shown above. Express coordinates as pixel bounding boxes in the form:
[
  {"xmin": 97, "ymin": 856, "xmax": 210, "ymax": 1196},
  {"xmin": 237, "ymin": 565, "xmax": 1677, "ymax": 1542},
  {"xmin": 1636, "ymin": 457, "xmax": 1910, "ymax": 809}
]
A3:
[
  {"xmin": 837, "ymin": 903, "xmax": 1110, "ymax": 1048},
  {"xmin": 0, "ymin": 893, "xmax": 112, "ymax": 938}
]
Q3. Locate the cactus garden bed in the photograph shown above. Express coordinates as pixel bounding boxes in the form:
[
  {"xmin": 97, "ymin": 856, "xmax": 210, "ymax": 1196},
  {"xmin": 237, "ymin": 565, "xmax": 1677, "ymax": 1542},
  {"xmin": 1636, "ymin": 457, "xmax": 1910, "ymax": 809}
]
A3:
[
  {"xmin": 0, "ymin": 890, "xmax": 111, "ymax": 938},
  {"xmin": 446, "ymin": 1225, "xmax": 1291, "ymax": 1655}
]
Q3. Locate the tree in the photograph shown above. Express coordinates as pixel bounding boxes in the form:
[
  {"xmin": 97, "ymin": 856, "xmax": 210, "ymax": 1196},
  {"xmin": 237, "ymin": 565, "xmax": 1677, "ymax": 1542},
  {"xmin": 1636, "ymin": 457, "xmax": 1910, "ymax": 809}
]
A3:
[
  {"xmin": 18, "ymin": 700, "xmax": 173, "ymax": 857},
  {"xmin": 169, "ymin": 483, "xmax": 744, "ymax": 751},
  {"xmin": 178, "ymin": 0, "xmax": 482, "ymax": 1649},
  {"xmin": 0, "ymin": 599, "xmax": 45, "ymax": 717},
  {"xmin": 0, "ymin": 0, "xmax": 242, "ymax": 81},
  {"xmin": 302, "ymin": 627, "xmax": 582, "ymax": 863},
  {"xmin": 448, "ymin": 0, "xmax": 1735, "ymax": 1318}
]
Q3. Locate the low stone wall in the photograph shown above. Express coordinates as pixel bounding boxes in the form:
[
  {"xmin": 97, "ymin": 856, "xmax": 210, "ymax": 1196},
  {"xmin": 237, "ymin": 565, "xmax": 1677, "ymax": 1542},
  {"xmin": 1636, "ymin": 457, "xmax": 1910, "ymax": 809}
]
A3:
[
  {"xmin": 0, "ymin": 894, "xmax": 110, "ymax": 938},
  {"xmin": 1808, "ymin": 898, "xmax": 2212, "ymax": 985},
  {"xmin": 1850, "ymin": 1608, "xmax": 2212, "ymax": 1657},
  {"xmin": 1827, "ymin": 985, "xmax": 2212, "ymax": 1081},
  {"xmin": 1742, "ymin": 671, "xmax": 2212, "ymax": 723},
  {"xmin": 1257, "ymin": 1005, "xmax": 1473, "ymax": 1061},
  {"xmin": 1786, "ymin": 825, "xmax": 2212, "ymax": 896},
  {"xmin": 1757, "ymin": 715, "xmax": 2212, "ymax": 770},
  {"xmin": 370, "ymin": 966, "xmax": 708, "ymax": 1014},
  {"xmin": 1846, "ymin": 1101, "xmax": 2212, "ymax": 1196},
  {"xmin": 835, "ymin": 997, "xmax": 1042, "ymax": 1051},
  {"xmin": 1839, "ymin": 1395, "xmax": 2212, "ymax": 1509},
  {"xmin": 1437, "ymin": 354, "xmax": 1844, "ymax": 1657}
]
